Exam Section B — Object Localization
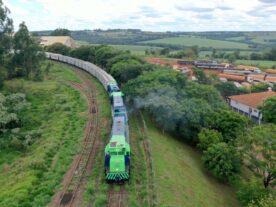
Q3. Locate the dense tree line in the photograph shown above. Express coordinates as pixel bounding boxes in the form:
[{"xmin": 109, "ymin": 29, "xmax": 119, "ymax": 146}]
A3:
[
  {"xmin": 50, "ymin": 28, "xmax": 71, "ymax": 36},
  {"xmin": 0, "ymin": 1, "xmax": 45, "ymax": 150},
  {"xmin": 0, "ymin": 1, "xmax": 45, "ymax": 84}
]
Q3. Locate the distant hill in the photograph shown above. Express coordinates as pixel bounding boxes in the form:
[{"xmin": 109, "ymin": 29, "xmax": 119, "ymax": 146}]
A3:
[{"xmin": 33, "ymin": 29, "xmax": 276, "ymax": 51}]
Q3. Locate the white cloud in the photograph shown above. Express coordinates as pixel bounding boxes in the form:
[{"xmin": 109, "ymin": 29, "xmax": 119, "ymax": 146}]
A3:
[{"xmin": 3, "ymin": 0, "xmax": 276, "ymax": 31}]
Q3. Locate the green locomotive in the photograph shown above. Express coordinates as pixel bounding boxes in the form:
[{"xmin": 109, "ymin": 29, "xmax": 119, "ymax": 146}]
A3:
[{"xmin": 105, "ymin": 83, "xmax": 130, "ymax": 182}]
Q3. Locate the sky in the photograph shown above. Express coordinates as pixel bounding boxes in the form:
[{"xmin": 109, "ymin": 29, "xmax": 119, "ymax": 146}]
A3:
[{"xmin": 3, "ymin": 0, "xmax": 276, "ymax": 31}]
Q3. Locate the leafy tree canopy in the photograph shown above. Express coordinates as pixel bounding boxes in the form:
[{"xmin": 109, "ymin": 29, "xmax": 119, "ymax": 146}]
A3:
[
  {"xmin": 239, "ymin": 124, "xmax": 276, "ymax": 188},
  {"xmin": 50, "ymin": 28, "xmax": 71, "ymax": 36},
  {"xmin": 197, "ymin": 128, "xmax": 223, "ymax": 151},
  {"xmin": 260, "ymin": 96, "xmax": 276, "ymax": 124},
  {"xmin": 203, "ymin": 142, "xmax": 241, "ymax": 181}
]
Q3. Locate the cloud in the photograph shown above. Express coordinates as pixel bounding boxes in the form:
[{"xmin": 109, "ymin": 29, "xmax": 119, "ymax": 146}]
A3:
[
  {"xmin": 2, "ymin": 0, "xmax": 276, "ymax": 31},
  {"xmin": 175, "ymin": 5, "xmax": 215, "ymax": 12},
  {"xmin": 259, "ymin": 0, "xmax": 276, "ymax": 4}
]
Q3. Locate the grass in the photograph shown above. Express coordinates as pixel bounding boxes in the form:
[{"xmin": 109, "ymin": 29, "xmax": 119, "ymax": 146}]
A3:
[
  {"xmin": 0, "ymin": 62, "xmax": 87, "ymax": 207},
  {"xmin": 141, "ymin": 36, "xmax": 250, "ymax": 49},
  {"xmin": 126, "ymin": 114, "xmax": 151, "ymax": 207},
  {"xmin": 144, "ymin": 115, "xmax": 240, "ymax": 207},
  {"xmin": 110, "ymin": 45, "xmax": 162, "ymax": 55},
  {"xmin": 234, "ymin": 59, "xmax": 276, "ymax": 68}
]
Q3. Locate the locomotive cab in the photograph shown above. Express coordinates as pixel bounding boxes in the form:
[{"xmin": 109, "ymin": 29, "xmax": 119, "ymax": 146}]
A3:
[
  {"xmin": 105, "ymin": 136, "xmax": 130, "ymax": 181},
  {"xmin": 107, "ymin": 82, "xmax": 120, "ymax": 95}
]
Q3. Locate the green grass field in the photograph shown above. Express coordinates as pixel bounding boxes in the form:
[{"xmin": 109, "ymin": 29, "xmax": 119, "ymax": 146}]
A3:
[
  {"xmin": 0, "ymin": 63, "xmax": 88, "ymax": 206},
  {"xmin": 235, "ymin": 59, "xmax": 276, "ymax": 68},
  {"xmin": 141, "ymin": 36, "xmax": 250, "ymax": 49},
  {"xmin": 144, "ymin": 115, "xmax": 240, "ymax": 207},
  {"xmin": 77, "ymin": 41, "xmax": 162, "ymax": 56}
]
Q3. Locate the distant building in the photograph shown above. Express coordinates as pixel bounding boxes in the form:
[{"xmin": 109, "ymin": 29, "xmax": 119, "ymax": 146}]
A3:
[
  {"xmin": 228, "ymin": 91, "xmax": 276, "ymax": 124},
  {"xmin": 40, "ymin": 36, "xmax": 78, "ymax": 48}
]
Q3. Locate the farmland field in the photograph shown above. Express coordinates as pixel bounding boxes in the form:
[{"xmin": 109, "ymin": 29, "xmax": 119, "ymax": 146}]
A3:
[
  {"xmin": 235, "ymin": 59, "xmax": 276, "ymax": 68},
  {"xmin": 77, "ymin": 41, "xmax": 162, "ymax": 55},
  {"xmin": 141, "ymin": 36, "xmax": 250, "ymax": 49},
  {"xmin": 144, "ymin": 115, "xmax": 240, "ymax": 207}
]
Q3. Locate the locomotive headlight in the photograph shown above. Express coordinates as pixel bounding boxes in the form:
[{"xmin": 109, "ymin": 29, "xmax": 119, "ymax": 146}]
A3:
[{"xmin": 116, "ymin": 168, "xmax": 119, "ymax": 171}]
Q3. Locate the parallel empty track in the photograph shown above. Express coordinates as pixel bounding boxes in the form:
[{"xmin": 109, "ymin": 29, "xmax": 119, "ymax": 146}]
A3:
[{"xmin": 50, "ymin": 68, "xmax": 101, "ymax": 207}]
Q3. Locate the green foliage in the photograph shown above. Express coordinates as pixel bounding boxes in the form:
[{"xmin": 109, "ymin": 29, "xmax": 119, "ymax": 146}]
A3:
[
  {"xmin": 260, "ymin": 96, "xmax": 276, "ymax": 124},
  {"xmin": 50, "ymin": 28, "xmax": 71, "ymax": 36},
  {"xmin": 237, "ymin": 176, "xmax": 271, "ymax": 207},
  {"xmin": 46, "ymin": 42, "xmax": 71, "ymax": 55},
  {"xmin": 215, "ymin": 81, "xmax": 248, "ymax": 97},
  {"xmin": 239, "ymin": 124, "xmax": 276, "ymax": 188},
  {"xmin": 247, "ymin": 194, "xmax": 276, "ymax": 207},
  {"xmin": 0, "ymin": 0, "xmax": 13, "ymax": 64},
  {"xmin": 0, "ymin": 63, "xmax": 87, "ymax": 206},
  {"xmin": 70, "ymin": 45, "xmax": 95, "ymax": 62},
  {"xmin": 192, "ymin": 67, "xmax": 211, "ymax": 84},
  {"xmin": 197, "ymin": 128, "xmax": 223, "ymax": 151},
  {"xmin": 12, "ymin": 22, "xmax": 45, "ymax": 80},
  {"xmin": 251, "ymin": 82, "xmax": 270, "ymax": 93},
  {"xmin": 203, "ymin": 142, "xmax": 241, "ymax": 181},
  {"xmin": 207, "ymin": 109, "xmax": 248, "ymax": 143},
  {"xmin": 0, "ymin": 92, "xmax": 29, "ymax": 150},
  {"xmin": 124, "ymin": 68, "xmax": 225, "ymax": 143},
  {"xmin": 110, "ymin": 59, "xmax": 149, "ymax": 83},
  {"xmin": 95, "ymin": 45, "xmax": 122, "ymax": 68}
]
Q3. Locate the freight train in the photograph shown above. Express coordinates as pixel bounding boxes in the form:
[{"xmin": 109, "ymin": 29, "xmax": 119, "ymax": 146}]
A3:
[{"xmin": 46, "ymin": 52, "xmax": 130, "ymax": 182}]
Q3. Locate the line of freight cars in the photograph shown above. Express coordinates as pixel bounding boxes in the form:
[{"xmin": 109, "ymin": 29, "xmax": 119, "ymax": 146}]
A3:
[{"xmin": 46, "ymin": 52, "xmax": 130, "ymax": 182}]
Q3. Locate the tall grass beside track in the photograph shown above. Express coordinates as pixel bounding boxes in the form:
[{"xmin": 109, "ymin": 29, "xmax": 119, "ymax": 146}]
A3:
[
  {"xmin": 143, "ymin": 115, "xmax": 240, "ymax": 207},
  {"xmin": 0, "ymin": 62, "xmax": 87, "ymax": 207}
]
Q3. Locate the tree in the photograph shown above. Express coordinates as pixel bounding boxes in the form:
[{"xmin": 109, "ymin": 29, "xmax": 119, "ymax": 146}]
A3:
[
  {"xmin": 70, "ymin": 45, "xmax": 95, "ymax": 62},
  {"xmin": 160, "ymin": 47, "xmax": 170, "ymax": 56},
  {"xmin": 50, "ymin": 28, "xmax": 71, "ymax": 36},
  {"xmin": 237, "ymin": 176, "xmax": 271, "ymax": 207},
  {"xmin": 0, "ymin": 0, "xmax": 13, "ymax": 64},
  {"xmin": 203, "ymin": 142, "xmax": 241, "ymax": 181},
  {"xmin": 46, "ymin": 43, "xmax": 71, "ymax": 55},
  {"xmin": 13, "ymin": 22, "xmax": 45, "ymax": 79},
  {"xmin": 215, "ymin": 81, "xmax": 248, "ymax": 98},
  {"xmin": 228, "ymin": 54, "xmax": 236, "ymax": 63},
  {"xmin": 260, "ymin": 96, "xmax": 276, "ymax": 124},
  {"xmin": 192, "ymin": 67, "xmax": 211, "ymax": 84},
  {"xmin": 239, "ymin": 124, "xmax": 276, "ymax": 188},
  {"xmin": 95, "ymin": 45, "xmax": 121, "ymax": 69},
  {"xmin": 197, "ymin": 128, "xmax": 223, "ymax": 151},
  {"xmin": 251, "ymin": 83, "xmax": 270, "ymax": 93},
  {"xmin": 207, "ymin": 109, "xmax": 248, "ymax": 143}
]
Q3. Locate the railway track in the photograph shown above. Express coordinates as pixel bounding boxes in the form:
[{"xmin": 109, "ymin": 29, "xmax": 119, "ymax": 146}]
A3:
[
  {"xmin": 54, "ymin": 69, "xmax": 101, "ymax": 207},
  {"xmin": 107, "ymin": 184, "xmax": 127, "ymax": 207}
]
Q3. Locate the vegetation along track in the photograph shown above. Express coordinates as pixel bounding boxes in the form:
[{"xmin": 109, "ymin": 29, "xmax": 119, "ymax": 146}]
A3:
[{"xmin": 50, "ymin": 66, "xmax": 101, "ymax": 207}]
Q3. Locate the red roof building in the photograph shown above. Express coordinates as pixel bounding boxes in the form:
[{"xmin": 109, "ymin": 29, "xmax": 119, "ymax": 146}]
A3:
[{"xmin": 228, "ymin": 91, "xmax": 276, "ymax": 124}]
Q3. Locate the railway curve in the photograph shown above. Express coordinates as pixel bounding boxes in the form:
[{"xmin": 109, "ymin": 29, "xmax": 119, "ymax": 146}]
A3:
[{"xmin": 46, "ymin": 53, "xmax": 130, "ymax": 207}]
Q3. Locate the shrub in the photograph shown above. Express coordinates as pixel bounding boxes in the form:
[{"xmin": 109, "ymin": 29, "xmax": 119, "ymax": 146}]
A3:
[
  {"xmin": 203, "ymin": 142, "xmax": 241, "ymax": 182},
  {"xmin": 247, "ymin": 194, "xmax": 276, "ymax": 207},
  {"xmin": 237, "ymin": 177, "xmax": 271, "ymax": 207},
  {"xmin": 197, "ymin": 128, "xmax": 223, "ymax": 151}
]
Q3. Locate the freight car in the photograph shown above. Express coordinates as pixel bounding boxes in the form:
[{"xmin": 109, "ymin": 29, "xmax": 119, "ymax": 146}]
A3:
[{"xmin": 46, "ymin": 52, "xmax": 130, "ymax": 182}]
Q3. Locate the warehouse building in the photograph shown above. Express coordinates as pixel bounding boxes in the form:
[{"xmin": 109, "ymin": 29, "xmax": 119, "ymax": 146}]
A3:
[{"xmin": 228, "ymin": 91, "xmax": 276, "ymax": 124}]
